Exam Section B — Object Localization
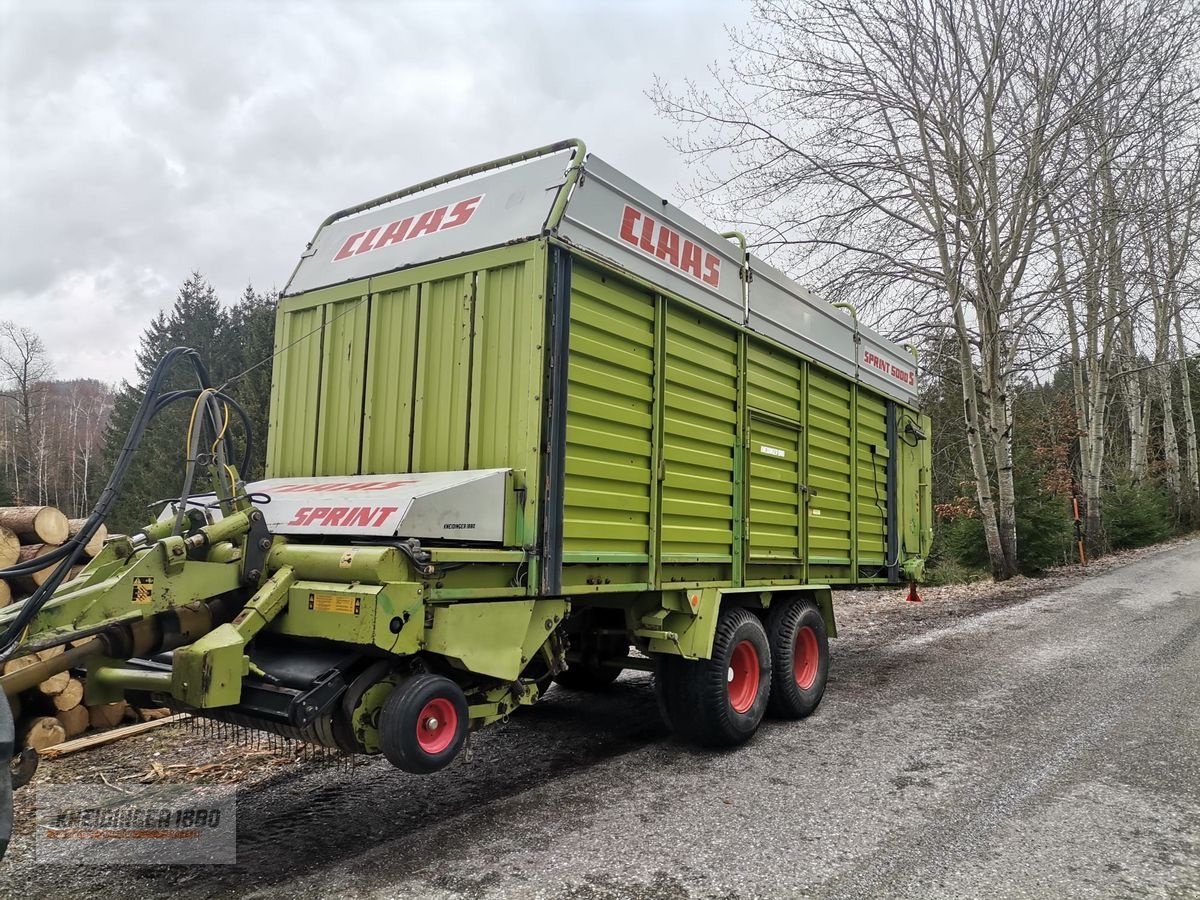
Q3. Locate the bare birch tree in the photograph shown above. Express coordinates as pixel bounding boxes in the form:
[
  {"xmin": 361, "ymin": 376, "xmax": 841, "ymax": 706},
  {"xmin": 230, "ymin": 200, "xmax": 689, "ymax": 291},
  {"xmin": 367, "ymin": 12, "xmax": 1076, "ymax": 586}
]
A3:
[
  {"xmin": 1139, "ymin": 100, "xmax": 1200, "ymax": 511},
  {"xmin": 1043, "ymin": 0, "xmax": 1198, "ymax": 550},
  {"xmin": 0, "ymin": 321, "xmax": 53, "ymax": 502},
  {"xmin": 652, "ymin": 0, "xmax": 1145, "ymax": 577},
  {"xmin": 654, "ymin": 0, "xmax": 1199, "ymax": 569}
]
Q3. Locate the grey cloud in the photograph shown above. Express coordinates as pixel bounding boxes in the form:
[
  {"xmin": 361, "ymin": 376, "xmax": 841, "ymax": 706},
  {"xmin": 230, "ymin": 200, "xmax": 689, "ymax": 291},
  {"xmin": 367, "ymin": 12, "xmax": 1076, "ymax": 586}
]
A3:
[{"xmin": 1, "ymin": 0, "xmax": 745, "ymax": 382}]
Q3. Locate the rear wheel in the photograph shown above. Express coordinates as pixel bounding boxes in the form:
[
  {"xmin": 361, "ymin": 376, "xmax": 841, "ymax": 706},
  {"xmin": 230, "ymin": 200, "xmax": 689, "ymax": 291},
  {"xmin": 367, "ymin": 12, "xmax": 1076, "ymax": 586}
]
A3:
[
  {"xmin": 655, "ymin": 606, "xmax": 771, "ymax": 747},
  {"xmin": 765, "ymin": 599, "xmax": 830, "ymax": 719},
  {"xmin": 379, "ymin": 674, "xmax": 469, "ymax": 774}
]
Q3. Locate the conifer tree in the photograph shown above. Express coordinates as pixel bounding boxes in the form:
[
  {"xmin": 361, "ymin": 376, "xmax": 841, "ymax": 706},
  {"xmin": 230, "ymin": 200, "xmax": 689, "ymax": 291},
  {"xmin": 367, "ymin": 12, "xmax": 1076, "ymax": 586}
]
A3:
[
  {"xmin": 101, "ymin": 273, "xmax": 279, "ymax": 533},
  {"xmin": 103, "ymin": 273, "xmax": 233, "ymax": 531},
  {"xmin": 224, "ymin": 285, "xmax": 278, "ymax": 481}
]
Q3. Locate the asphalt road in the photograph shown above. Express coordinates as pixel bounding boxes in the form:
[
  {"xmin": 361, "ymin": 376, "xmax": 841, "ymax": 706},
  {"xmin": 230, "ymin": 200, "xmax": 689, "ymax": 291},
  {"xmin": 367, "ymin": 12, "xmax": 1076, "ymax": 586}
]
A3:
[{"xmin": 7, "ymin": 541, "xmax": 1200, "ymax": 899}]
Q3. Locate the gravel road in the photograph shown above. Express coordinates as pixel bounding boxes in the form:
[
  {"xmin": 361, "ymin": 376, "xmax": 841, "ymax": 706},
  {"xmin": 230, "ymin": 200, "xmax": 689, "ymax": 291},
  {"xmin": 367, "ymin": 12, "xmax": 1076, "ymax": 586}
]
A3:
[{"xmin": 4, "ymin": 540, "xmax": 1198, "ymax": 899}]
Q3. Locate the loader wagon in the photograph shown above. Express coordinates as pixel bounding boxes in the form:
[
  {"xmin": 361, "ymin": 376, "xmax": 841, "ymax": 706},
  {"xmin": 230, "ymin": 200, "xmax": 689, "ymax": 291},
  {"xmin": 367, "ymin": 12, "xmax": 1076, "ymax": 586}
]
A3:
[{"xmin": 0, "ymin": 140, "xmax": 930, "ymax": 851}]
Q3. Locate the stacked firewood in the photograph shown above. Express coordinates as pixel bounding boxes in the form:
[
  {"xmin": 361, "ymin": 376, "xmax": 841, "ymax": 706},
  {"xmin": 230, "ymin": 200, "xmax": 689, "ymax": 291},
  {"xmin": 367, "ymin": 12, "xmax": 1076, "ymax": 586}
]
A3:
[{"xmin": 0, "ymin": 505, "xmax": 162, "ymax": 750}]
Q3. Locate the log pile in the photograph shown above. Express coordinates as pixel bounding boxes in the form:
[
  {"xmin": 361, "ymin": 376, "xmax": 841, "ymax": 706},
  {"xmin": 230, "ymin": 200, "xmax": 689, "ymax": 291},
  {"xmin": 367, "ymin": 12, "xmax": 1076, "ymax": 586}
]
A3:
[
  {"xmin": 0, "ymin": 504, "xmax": 160, "ymax": 750},
  {"xmin": 0, "ymin": 504, "xmax": 107, "ymax": 605},
  {"xmin": 0, "ymin": 653, "xmax": 143, "ymax": 749}
]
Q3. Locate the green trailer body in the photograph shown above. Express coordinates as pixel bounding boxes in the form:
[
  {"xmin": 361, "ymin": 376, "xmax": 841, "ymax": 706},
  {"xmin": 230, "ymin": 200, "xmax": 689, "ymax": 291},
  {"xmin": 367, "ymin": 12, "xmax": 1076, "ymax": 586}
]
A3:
[
  {"xmin": 0, "ymin": 142, "xmax": 934, "ymax": 827},
  {"xmin": 266, "ymin": 142, "xmax": 932, "ymax": 655}
]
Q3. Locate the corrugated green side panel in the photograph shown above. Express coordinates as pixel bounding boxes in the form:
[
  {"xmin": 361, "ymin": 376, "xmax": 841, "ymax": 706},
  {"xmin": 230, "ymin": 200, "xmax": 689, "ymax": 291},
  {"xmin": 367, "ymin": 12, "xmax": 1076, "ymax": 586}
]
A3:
[
  {"xmin": 807, "ymin": 368, "xmax": 853, "ymax": 564},
  {"xmin": 315, "ymin": 297, "xmax": 370, "ymax": 475},
  {"xmin": 856, "ymin": 389, "xmax": 888, "ymax": 564},
  {"xmin": 563, "ymin": 265, "xmax": 654, "ymax": 557},
  {"xmin": 748, "ymin": 416, "xmax": 803, "ymax": 559},
  {"xmin": 745, "ymin": 342, "xmax": 804, "ymax": 562},
  {"xmin": 361, "ymin": 284, "xmax": 419, "ymax": 474},
  {"xmin": 268, "ymin": 303, "xmax": 326, "ymax": 476},
  {"xmin": 470, "ymin": 263, "xmax": 538, "ymax": 469},
  {"xmin": 746, "ymin": 342, "xmax": 802, "ymax": 421},
  {"xmin": 268, "ymin": 243, "xmax": 545, "ymax": 499},
  {"xmin": 661, "ymin": 310, "xmax": 737, "ymax": 560},
  {"xmin": 413, "ymin": 274, "xmax": 473, "ymax": 471}
]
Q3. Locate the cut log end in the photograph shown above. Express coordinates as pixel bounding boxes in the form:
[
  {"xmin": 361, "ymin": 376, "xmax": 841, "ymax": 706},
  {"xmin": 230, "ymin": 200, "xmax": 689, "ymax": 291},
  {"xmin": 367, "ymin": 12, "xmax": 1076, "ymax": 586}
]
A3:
[
  {"xmin": 0, "ymin": 506, "xmax": 70, "ymax": 545},
  {"xmin": 67, "ymin": 519, "xmax": 108, "ymax": 558},
  {"xmin": 88, "ymin": 701, "xmax": 129, "ymax": 730},
  {"xmin": 37, "ymin": 670, "xmax": 71, "ymax": 696},
  {"xmin": 53, "ymin": 677, "xmax": 84, "ymax": 711},
  {"xmin": 0, "ymin": 526, "xmax": 18, "ymax": 568},
  {"xmin": 56, "ymin": 704, "xmax": 89, "ymax": 739},
  {"xmin": 15, "ymin": 542, "xmax": 60, "ymax": 589},
  {"xmin": 1, "ymin": 655, "xmax": 37, "ymax": 677},
  {"xmin": 25, "ymin": 716, "xmax": 67, "ymax": 751}
]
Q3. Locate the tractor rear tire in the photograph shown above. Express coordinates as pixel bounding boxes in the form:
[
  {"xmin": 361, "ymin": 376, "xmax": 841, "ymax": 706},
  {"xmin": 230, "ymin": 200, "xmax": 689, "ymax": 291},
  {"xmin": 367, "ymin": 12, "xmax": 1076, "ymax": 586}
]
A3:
[
  {"xmin": 0, "ymin": 688, "xmax": 12, "ymax": 861},
  {"xmin": 379, "ymin": 674, "xmax": 469, "ymax": 774},
  {"xmin": 765, "ymin": 599, "xmax": 830, "ymax": 719},
  {"xmin": 654, "ymin": 606, "xmax": 771, "ymax": 747}
]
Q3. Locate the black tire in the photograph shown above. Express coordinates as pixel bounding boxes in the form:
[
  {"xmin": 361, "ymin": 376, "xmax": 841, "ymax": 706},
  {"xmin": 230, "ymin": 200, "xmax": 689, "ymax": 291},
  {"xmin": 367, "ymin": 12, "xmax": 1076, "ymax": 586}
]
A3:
[
  {"xmin": 765, "ymin": 599, "xmax": 830, "ymax": 719},
  {"xmin": 378, "ymin": 674, "xmax": 469, "ymax": 774},
  {"xmin": 654, "ymin": 606, "xmax": 772, "ymax": 747},
  {"xmin": 0, "ymin": 687, "xmax": 13, "ymax": 861},
  {"xmin": 553, "ymin": 663, "xmax": 622, "ymax": 691}
]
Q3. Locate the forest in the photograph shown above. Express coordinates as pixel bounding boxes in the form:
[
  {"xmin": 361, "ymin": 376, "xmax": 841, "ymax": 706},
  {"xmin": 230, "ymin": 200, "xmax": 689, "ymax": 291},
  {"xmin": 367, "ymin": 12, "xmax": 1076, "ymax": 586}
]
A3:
[
  {"xmin": 0, "ymin": 275, "xmax": 276, "ymax": 533},
  {"xmin": 652, "ymin": 0, "xmax": 1200, "ymax": 578}
]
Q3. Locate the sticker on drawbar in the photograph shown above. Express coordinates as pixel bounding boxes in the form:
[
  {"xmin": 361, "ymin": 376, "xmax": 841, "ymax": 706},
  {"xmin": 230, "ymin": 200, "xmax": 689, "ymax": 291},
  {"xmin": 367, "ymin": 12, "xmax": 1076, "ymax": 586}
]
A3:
[
  {"xmin": 339, "ymin": 552, "xmax": 354, "ymax": 568},
  {"xmin": 132, "ymin": 577, "xmax": 154, "ymax": 604}
]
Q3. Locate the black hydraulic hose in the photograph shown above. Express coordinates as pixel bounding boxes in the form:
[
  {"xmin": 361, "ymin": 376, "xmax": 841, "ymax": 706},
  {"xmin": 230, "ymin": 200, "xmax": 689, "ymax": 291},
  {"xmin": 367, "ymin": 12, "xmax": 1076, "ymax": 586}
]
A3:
[
  {"xmin": 0, "ymin": 347, "xmax": 240, "ymax": 658},
  {"xmin": 0, "ymin": 542, "xmax": 77, "ymax": 575},
  {"xmin": 152, "ymin": 389, "xmax": 254, "ymax": 475}
]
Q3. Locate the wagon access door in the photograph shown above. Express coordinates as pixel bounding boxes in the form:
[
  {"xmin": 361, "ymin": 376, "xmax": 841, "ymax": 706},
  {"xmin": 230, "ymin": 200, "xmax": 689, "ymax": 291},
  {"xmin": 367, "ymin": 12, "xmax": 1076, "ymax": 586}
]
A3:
[{"xmin": 746, "ymin": 412, "xmax": 806, "ymax": 568}]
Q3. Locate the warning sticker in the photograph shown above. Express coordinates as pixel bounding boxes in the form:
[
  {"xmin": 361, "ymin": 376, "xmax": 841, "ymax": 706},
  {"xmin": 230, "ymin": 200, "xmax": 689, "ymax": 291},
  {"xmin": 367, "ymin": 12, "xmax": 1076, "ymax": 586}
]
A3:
[
  {"xmin": 308, "ymin": 593, "xmax": 360, "ymax": 616},
  {"xmin": 132, "ymin": 577, "xmax": 154, "ymax": 604}
]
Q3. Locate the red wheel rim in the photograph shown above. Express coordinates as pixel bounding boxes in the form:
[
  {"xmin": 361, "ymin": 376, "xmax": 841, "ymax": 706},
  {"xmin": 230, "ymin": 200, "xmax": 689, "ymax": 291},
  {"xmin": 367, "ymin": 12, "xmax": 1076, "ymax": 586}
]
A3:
[
  {"xmin": 794, "ymin": 625, "xmax": 819, "ymax": 689},
  {"xmin": 727, "ymin": 640, "xmax": 760, "ymax": 714},
  {"xmin": 416, "ymin": 697, "xmax": 458, "ymax": 754}
]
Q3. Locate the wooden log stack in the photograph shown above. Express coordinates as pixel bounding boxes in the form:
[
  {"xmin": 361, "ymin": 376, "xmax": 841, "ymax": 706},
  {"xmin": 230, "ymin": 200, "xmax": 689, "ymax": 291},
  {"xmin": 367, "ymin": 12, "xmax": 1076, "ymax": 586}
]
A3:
[
  {"xmin": 0, "ymin": 503, "xmax": 161, "ymax": 750},
  {"xmin": 1, "ymin": 504, "xmax": 107, "ymax": 606}
]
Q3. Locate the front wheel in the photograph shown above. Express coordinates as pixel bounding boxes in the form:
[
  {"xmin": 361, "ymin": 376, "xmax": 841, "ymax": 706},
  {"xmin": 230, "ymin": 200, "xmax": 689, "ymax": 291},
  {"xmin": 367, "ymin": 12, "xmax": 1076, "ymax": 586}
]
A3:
[
  {"xmin": 765, "ymin": 599, "xmax": 830, "ymax": 719},
  {"xmin": 655, "ymin": 606, "xmax": 771, "ymax": 747},
  {"xmin": 379, "ymin": 674, "xmax": 469, "ymax": 774}
]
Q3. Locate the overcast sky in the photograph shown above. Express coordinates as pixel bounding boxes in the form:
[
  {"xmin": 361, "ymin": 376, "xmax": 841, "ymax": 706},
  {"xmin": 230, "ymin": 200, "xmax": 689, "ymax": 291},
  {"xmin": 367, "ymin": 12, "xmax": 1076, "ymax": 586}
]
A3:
[{"xmin": 0, "ymin": 0, "xmax": 746, "ymax": 385}]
